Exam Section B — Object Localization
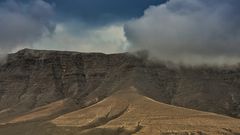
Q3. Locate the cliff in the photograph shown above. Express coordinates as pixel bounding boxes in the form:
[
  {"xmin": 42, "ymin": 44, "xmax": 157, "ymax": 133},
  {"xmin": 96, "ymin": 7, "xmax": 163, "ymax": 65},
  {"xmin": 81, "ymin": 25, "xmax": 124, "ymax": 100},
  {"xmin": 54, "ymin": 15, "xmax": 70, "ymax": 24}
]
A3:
[{"xmin": 0, "ymin": 49, "xmax": 240, "ymax": 119}]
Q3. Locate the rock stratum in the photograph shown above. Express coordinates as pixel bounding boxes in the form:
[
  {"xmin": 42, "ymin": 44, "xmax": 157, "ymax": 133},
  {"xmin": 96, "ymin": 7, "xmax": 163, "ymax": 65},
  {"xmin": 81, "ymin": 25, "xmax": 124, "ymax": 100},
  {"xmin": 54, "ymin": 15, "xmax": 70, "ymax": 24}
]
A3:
[{"xmin": 0, "ymin": 49, "xmax": 240, "ymax": 135}]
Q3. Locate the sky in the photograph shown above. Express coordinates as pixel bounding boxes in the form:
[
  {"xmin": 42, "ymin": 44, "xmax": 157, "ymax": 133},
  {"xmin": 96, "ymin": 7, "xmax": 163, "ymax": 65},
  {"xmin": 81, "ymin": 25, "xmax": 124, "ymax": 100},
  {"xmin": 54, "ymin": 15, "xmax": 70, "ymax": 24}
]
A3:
[
  {"xmin": 0, "ymin": 0, "xmax": 167, "ymax": 54},
  {"xmin": 0, "ymin": 0, "xmax": 240, "ymax": 65}
]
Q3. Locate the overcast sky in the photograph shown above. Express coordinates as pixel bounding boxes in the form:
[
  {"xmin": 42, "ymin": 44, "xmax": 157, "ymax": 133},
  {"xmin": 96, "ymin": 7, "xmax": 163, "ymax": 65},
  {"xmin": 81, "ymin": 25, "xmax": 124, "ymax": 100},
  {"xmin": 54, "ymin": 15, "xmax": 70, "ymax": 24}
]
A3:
[
  {"xmin": 0, "ymin": 0, "xmax": 166, "ymax": 54},
  {"xmin": 0, "ymin": 0, "xmax": 240, "ymax": 65}
]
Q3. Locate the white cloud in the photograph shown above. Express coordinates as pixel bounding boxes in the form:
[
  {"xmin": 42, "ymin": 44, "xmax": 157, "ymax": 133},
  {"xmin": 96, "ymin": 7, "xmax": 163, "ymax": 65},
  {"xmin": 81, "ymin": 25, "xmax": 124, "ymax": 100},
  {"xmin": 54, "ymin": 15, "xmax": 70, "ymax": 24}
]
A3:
[
  {"xmin": 33, "ymin": 23, "xmax": 129, "ymax": 54},
  {"xmin": 124, "ymin": 0, "xmax": 240, "ymax": 65}
]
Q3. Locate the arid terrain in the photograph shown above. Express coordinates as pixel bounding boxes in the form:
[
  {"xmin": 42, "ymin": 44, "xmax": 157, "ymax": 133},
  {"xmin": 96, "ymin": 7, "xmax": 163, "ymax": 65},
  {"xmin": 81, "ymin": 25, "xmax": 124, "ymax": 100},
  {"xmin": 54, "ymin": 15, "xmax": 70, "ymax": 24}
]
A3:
[{"xmin": 0, "ymin": 49, "xmax": 240, "ymax": 135}]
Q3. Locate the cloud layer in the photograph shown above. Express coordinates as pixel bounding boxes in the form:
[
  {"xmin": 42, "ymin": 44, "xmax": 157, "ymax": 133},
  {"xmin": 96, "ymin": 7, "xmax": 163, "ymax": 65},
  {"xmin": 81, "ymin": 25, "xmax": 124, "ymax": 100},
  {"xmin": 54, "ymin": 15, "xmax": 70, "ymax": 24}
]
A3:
[
  {"xmin": 33, "ymin": 23, "xmax": 129, "ymax": 54},
  {"xmin": 125, "ymin": 0, "xmax": 240, "ymax": 65},
  {"xmin": 0, "ymin": 0, "xmax": 164, "ymax": 56},
  {"xmin": 0, "ymin": 0, "xmax": 55, "ymax": 54}
]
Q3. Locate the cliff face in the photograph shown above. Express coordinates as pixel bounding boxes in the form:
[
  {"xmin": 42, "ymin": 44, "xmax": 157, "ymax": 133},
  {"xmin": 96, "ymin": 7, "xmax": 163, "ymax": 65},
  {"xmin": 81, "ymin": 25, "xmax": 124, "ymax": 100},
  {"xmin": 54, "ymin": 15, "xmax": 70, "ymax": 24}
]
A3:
[
  {"xmin": 0, "ymin": 48, "xmax": 240, "ymax": 119},
  {"xmin": 0, "ymin": 49, "xmax": 129, "ymax": 116}
]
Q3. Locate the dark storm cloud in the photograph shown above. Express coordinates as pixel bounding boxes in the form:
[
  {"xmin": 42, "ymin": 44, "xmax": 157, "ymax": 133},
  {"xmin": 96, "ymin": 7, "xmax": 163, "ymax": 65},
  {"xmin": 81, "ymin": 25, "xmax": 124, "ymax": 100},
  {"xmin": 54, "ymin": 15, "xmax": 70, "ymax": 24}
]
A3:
[
  {"xmin": 0, "ymin": 0, "xmax": 55, "ymax": 54},
  {"xmin": 125, "ymin": 0, "xmax": 240, "ymax": 65}
]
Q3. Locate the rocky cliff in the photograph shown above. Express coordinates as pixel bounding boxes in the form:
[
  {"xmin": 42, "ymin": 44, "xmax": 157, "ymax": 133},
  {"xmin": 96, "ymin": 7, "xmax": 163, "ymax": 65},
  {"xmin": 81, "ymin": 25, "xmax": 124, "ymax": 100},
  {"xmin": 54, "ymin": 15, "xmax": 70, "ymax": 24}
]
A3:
[{"xmin": 0, "ymin": 48, "xmax": 240, "ymax": 121}]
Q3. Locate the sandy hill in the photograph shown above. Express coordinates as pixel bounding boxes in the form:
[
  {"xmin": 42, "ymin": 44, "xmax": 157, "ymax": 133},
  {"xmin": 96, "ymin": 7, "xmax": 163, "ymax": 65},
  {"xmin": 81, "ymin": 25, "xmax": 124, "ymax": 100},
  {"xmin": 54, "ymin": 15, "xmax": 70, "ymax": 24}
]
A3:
[
  {"xmin": 0, "ymin": 87, "xmax": 240, "ymax": 135},
  {"xmin": 51, "ymin": 87, "xmax": 240, "ymax": 135}
]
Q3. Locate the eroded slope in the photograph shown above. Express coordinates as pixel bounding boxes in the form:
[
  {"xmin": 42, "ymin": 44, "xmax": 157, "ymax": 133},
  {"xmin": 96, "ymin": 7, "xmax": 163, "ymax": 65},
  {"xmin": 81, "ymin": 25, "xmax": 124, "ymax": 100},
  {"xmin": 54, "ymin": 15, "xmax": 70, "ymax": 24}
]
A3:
[
  {"xmin": 1, "ymin": 87, "xmax": 240, "ymax": 135},
  {"xmin": 51, "ymin": 87, "xmax": 240, "ymax": 135},
  {"xmin": 0, "ymin": 48, "xmax": 240, "ymax": 129}
]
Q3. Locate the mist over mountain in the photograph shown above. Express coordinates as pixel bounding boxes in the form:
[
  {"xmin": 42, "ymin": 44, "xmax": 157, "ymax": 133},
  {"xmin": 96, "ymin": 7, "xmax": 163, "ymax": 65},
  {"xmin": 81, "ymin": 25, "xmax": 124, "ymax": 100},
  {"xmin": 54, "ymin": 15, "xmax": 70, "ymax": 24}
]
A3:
[{"xmin": 125, "ymin": 0, "xmax": 240, "ymax": 65}]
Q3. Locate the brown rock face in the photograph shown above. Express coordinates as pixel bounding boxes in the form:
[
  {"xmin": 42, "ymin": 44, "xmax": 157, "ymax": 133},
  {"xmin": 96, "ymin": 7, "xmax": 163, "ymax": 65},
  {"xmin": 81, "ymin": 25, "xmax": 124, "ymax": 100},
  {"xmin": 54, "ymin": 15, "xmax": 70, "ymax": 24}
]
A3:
[
  {"xmin": 0, "ymin": 49, "xmax": 240, "ymax": 119},
  {"xmin": 0, "ymin": 49, "xmax": 240, "ymax": 134},
  {"xmin": 0, "ymin": 49, "xmax": 129, "ymax": 117}
]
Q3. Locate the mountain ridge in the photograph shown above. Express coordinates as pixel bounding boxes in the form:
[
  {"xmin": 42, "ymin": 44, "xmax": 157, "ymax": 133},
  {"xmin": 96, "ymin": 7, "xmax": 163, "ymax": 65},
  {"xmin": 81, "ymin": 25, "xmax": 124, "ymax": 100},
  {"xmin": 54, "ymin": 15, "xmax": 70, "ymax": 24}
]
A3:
[
  {"xmin": 0, "ymin": 48, "xmax": 240, "ymax": 134},
  {"xmin": 0, "ymin": 49, "xmax": 240, "ymax": 117}
]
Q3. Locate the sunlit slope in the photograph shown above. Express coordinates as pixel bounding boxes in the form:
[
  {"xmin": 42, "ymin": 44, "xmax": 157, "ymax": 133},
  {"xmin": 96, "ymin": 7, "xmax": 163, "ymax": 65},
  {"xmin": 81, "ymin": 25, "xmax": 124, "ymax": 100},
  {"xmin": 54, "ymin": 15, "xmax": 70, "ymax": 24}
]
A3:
[{"xmin": 51, "ymin": 87, "xmax": 240, "ymax": 135}]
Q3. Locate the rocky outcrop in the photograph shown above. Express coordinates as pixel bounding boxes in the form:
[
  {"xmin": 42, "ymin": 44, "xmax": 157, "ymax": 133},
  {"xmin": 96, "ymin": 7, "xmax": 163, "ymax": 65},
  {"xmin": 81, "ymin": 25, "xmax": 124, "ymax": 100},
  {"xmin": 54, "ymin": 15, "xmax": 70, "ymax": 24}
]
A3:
[{"xmin": 0, "ymin": 48, "xmax": 240, "ymax": 119}]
